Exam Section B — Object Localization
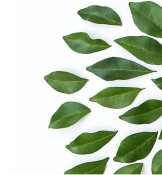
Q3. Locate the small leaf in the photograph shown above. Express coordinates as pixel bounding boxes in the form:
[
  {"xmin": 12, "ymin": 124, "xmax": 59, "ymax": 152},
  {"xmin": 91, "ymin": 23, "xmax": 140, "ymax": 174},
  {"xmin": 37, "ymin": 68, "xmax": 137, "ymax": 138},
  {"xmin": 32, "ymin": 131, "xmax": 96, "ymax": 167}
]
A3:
[
  {"xmin": 78, "ymin": 5, "xmax": 122, "ymax": 26},
  {"xmin": 115, "ymin": 36, "xmax": 162, "ymax": 65},
  {"xmin": 152, "ymin": 77, "xmax": 162, "ymax": 90},
  {"xmin": 86, "ymin": 57, "xmax": 154, "ymax": 81},
  {"xmin": 159, "ymin": 130, "xmax": 162, "ymax": 140},
  {"xmin": 63, "ymin": 32, "xmax": 111, "ymax": 54},
  {"xmin": 129, "ymin": 1, "xmax": 162, "ymax": 38},
  {"xmin": 64, "ymin": 157, "xmax": 109, "ymax": 174},
  {"xmin": 113, "ymin": 132, "xmax": 158, "ymax": 163},
  {"xmin": 119, "ymin": 100, "xmax": 162, "ymax": 124},
  {"xmin": 66, "ymin": 130, "xmax": 118, "ymax": 154},
  {"xmin": 89, "ymin": 87, "xmax": 143, "ymax": 109},
  {"xmin": 152, "ymin": 149, "xmax": 162, "ymax": 174},
  {"xmin": 48, "ymin": 102, "xmax": 91, "ymax": 129},
  {"xmin": 114, "ymin": 163, "xmax": 143, "ymax": 174},
  {"xmin": 44, "ymin": 71, "xmax": 88, "ymax": 94}
]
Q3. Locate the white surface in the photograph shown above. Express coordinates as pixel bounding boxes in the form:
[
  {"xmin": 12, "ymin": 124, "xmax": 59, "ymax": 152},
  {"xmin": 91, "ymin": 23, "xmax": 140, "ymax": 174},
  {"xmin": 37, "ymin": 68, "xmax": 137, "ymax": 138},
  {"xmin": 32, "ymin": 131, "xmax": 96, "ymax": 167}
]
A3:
[{"xmin": 13, "ymin": 0, "xmax": 162, "ymax": 174}]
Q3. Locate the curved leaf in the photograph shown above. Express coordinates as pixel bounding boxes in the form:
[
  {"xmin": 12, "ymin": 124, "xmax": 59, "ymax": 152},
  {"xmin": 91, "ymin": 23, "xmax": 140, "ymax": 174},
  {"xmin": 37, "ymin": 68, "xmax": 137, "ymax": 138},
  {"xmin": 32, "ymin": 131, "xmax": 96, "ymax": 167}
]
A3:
[
  {"xmin": 86, "ymin": 57, "xmax": 154, "ymax": 81},
  {"xmin": 63, "ymin": 32, "xmax": 111, "ymax": 54},
  {"xmin": 159, "ymin": 130, "xmax": 162, "ymax": 140},
  {"xmin": 89, "ymin": 87, "xmax": 143, "ymax": 109},
  {"xmin": 48, "ymin": 102, "xmax": 91, "ymax": 129},
  {"xmin": 78, "ymin": 5, "xmax": 122, "ymax": 26},
  {"xmin": 115, "ymin": 36, "xmax": 162, "ymax": 65},
  {"xmin": 152, "ymin": 77, "xmax": 162, "ymax": 90},
  {"xmin": 66, "ymin": 130, "xmax": 118, "ymax": 154},
  {"xmin": 129, "ymin": 1, "xmax": 162, "ymax": 38},
  {"xmin": 113, "ymin": 132, "xmax": 158, "ymax": 163},
  {"xmin": 44, "ymin": 71, "xmax": 88, "ymax": 94},
  {"xmin": 64, "ymin": 157, "xmax": 109, "ymax": 174},
  {"xmin": 119, "ymin": 100, "xmax": 162, "ymax": 124},
  {"xmin": 152, "ymin": 149, "xmax": 162, "ymax": 174}
]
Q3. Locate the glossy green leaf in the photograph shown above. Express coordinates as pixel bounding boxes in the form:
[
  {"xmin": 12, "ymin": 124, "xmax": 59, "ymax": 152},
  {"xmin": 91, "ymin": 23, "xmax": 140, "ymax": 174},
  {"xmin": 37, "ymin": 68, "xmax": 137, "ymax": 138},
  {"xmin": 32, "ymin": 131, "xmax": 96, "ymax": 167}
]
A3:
[
  {"xmin": 114, "ymin": 163, "xmax": 143, "ymax": 174},
  {"xmin": 152, "ymin": 77, "xmax": 162, "ymax": 90},
  {"xmin": 113, "ymin": 132, "xmax": 158, "ymax": 163},
  {"xmin": 86, "ymin": 57, "xmax": 154, "ymax": 81},
  {"xmin": 152, "ymin": 149, "xmax": 162, "ymax": 174},
  {"xmin": 129, "ymin": 1, "xmax": 162, "ymax": 38},
  {"xmin": 115, "ymin": 36, "xmax": 162, "ymax": 65},
  {"xmin": 48, "ymin": 102, "xmax": 91, "ymax": 129},
  {"xmin": 119, "ymin": 100, "xmax": 162, "ymax": 124},
  {"xmin": 78, "ymin": 5, "xmax": 122, "ymax": 26},
  {"xmin": 66, "ymin": 130, "xmax": 118, "ymax": 154},
  {"xmin": 63, "ymin": 32, "xmax": 111, "ymax": 54},
  {"xmin": 44, "ymin": 71, "xmax": 88, "ymax": 94},
  {"xmin": 89, "ymin": 87, "xmax": 143, "ymax": 109},
  {"xmin": 159, "ymin": 130, "xmax": 162, "ymax": 140}
]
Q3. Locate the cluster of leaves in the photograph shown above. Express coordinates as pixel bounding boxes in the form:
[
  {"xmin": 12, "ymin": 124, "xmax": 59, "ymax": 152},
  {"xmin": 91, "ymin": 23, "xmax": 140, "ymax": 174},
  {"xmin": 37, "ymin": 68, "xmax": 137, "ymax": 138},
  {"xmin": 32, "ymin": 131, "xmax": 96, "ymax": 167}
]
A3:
[{"xmin": 44, "ymin": 1, "xmax": 162, "ymax": 174}]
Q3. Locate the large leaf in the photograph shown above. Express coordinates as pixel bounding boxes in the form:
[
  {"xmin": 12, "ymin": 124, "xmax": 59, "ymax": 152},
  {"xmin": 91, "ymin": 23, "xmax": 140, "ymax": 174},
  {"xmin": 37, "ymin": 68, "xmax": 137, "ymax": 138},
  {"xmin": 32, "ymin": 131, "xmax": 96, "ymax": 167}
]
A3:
[
  {"xmin": 152, "ymin": 77, "xmax": 162, "ymax": 90},
  {"xmin": 114, "ymin": 163, "xmax": 143, "ymax": 174},
  {"xmin": 63, "ymin": 32, "xmax": 111, "ymax": 54},
  {"xmin": 48, "ymin": 102, "xmax": 91, "ymax": 129},
  {"xmin": 86, "ymin": 57, "xmax": 154, "ymax": 81},
  {"xmin": 119, "ymin": 100, "xmax": 162, "ymax": 124},
  {"xmin": 89, "ymin": 87, "xmax": 143, "ymax": 109},
  {"xmin": 66, "ymin": 130, "xmax": 117, "ymax": 154},
  {"xmin": 114, "ymin": 36, "xmax": 162, "ymax": 65},
  {"xmin": 159, "ymin": 130, "xmax": 162, "ymax": 140},
  {"xmin": 113, "ymin": 132, "xmax": 158, "ymax": 163},
  {"xmin": 129, "ymin": 1, "xmax": 162, "ymax": 38},
  {"xmin": 152, "ymin": 149, "xmax": 162, "ymax": 174},
  {"xmin": 44, "ymin": 71, "xmax": 88, "ymax": 94},
  {"xmin": 64, "ymin": 157, "xmax": 109, "ymax": 174},
  {"xmin": 78, "ymin": 5, "xmax": 122, "ymax": 26}
]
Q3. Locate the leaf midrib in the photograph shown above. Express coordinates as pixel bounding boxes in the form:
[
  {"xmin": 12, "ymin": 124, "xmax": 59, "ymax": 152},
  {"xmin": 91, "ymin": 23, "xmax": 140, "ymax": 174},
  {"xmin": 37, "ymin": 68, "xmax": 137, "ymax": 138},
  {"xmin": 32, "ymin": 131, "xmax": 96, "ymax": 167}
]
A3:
[
  {"xmin": 129, "ymin": 164, "xmax": 142, "ymax": 174},
  {"xmin": 46, "ymin": 78, "xmax": 87, "ymax": 83}
]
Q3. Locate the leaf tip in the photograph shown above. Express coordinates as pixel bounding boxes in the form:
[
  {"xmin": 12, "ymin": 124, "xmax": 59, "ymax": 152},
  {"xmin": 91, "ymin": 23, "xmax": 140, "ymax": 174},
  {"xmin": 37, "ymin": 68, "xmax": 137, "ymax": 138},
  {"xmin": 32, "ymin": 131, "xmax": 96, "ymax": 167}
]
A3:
[{"xmin": 89, "ymin": 97, "xmax": 93, "ymax": 101}]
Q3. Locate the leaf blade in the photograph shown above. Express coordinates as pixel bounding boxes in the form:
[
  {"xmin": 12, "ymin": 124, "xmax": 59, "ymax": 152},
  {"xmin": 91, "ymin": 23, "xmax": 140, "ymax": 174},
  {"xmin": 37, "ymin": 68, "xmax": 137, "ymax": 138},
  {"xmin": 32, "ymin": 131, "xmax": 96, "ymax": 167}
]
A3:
[
  {"xmin": 152, "ymin": 77, "xmax": 162, "ymax": 90},
  {"xmin": 159, "ymin": 130, "xmax": 162, "ymax": 140},
  {"xmin": 152, "ymin": 149, "xmax": 162, "ymax": 174}
]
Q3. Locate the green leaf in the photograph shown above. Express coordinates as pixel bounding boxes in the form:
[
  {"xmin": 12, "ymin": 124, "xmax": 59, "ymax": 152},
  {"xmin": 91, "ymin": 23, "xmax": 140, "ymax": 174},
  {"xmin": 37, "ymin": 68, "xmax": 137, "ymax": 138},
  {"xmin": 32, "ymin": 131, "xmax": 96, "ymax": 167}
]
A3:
[
  {"xmin": 152, "ymin": 77, "xmax": 162, "ymax": 90},
  {"xmin": 78, "ymin": 5, "xmax": 122, "ymax": 26},
  {"xmin": 66, "ymin": 130, "xmax": 118, "ymax": 154},
  {"xmin": 44, "ymin": 71, "xmax": 88, "ymax": 94},
  {"xmin": 152, "ymin": 149, "xmax": 162, "ymax": 174},
  {"xmin": 114, "ymin": 163, "xmax": 143, "ymax": 174},
  {"xmin": 89, "ymin": 87, "xmax": 143, "ymax": 109},
  {"xmin": 119, "ymin": 100, "xmax": 162, "ymax": 124},
  {"xmin": 114, "ymin": 36, "xmax": 162, "ymax": 65},
  {"xmin": 86, "ymin": 57, "xmax": 154, "ymax": 81},
  {"xmin": 113, "ymin": 132, "xmax": 158, "ymax": 163},
  {"xmin": 129, "ymin": 1, "xmax": 162, "ymax": 38},
  {"xmin": 63, "ymin": 32, "xmax": 111, "ymax": 54},
  {"xmin": 64, "ymin": 157, "xmax": 109, "ymax": 174},
  {"xmin": 159, "ymin": 130, "xmax": 162, "ymax": 140},
  {"xmin": 48, "ymin": 102, "xmax": 91, "ymax": 129}
]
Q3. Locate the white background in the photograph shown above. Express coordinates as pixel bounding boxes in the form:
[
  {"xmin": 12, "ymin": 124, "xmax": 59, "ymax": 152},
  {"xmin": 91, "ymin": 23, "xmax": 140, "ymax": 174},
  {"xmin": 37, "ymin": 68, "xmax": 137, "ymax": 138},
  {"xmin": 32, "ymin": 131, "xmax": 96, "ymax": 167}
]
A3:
[{"xmin": 13, "ymin": 0, "xmax": 162, "ymax": 174}]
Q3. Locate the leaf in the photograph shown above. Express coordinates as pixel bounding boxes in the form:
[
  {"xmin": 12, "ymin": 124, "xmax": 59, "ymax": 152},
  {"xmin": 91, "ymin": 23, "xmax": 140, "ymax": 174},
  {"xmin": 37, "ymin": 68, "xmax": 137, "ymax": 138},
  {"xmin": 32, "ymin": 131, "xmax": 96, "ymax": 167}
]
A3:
[
  {"xmin": 159, "ymin": 130, "xmax": 162, "ymax": 140},
  {"xmin": 129, "ymin": 1, "xmax": 162, "ymax": 38},
  {"xmin": 78, "ymin": 5, "xmax": 122, "ymax": 26},
  {"xmin": 48, "ymin": 102, "xmax": 91, "ymax": 129},
  {"xmin": 63, "ymin": 32, "xmax": 111, "ymax": 54},
  {"xmin": 114, "ymin": 36, "xmax": 162, "ymax": 65},
  {"xmin": 86, "ymin": 57, "xmax": 155, "ymax": 81},
  {"xmin": 66, "ymin": 130, "xmax": 118, "ymax": 154},
  {"xmin": 64, "ymin": 157, "xmax": 109, "ymax": 174},
  {"xmin": 119, "ymin": 100, "xmax": 162, "ymax": 124},
  {"xmin": 44, "ymin": 71, "xmax": 88, "ymax": 94},
  {"xmin": 152, "ymin": 77, "xmax": 162, "ymax": 90},
  {"xmin": 114, "ymin": 163, "xmax": 143, "ymax": 174},
  {"xmin": 152, "ymin": 149, "xmax": 162, "ymax": 174},
  {"xmin": 89, "ymin": 87, "xmax": 143, "ymax": 109},
  {"xmin": 113, "ymin": 132, "xmax": 158, "ymax": 163}
]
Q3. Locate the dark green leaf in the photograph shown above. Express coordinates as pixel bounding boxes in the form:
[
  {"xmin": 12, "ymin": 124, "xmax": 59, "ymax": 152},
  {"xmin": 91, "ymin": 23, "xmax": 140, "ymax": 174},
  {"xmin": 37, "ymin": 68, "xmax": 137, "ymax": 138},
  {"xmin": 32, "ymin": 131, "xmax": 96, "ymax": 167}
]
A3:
[
  {"xmin": 159, "ymin": 130, "xmax": 162, "ymax": 140},
  {"xmin": 78, "ymin": 5, "xmax": 122, "ymax": 26},
  {"xmin": 64, "ymin": 157, "xmax": 109, "ymax": 174},
  {"xmin": 152, "ymin": 149, "xmax": 162, "ymax": 174},
  {"xmin": 63, "ymin": 32, "xmax": 111, "ymax": 54},
  {"xmin": 44, "ymin": 71, "xmax": 88, "ymax": 94},
  {"xmin": 114, "ymin": 36, "xmax": 162, "ymax": 65},
  {"xmin": 48, "ymin": 102, "xmax": 91, "ymax": 129},
  {"xmin": 86, "ymin": 57, "xmax": 154, "ymax": 81},
  {"xmin": 89, "ymin": 87, "xmax": 143, "ymax": 109},
  {"xmin": 66, "ymin": 130, "xmax": 118, "ymax": 154},
  {"xmin": 119, "ymin": 100, "xmax": 162, "ymax": 124},
  {"xmin": 129, "ymin": 1, "xmax": 162, "ymax": 38},
  {"xmin": 152, "ymin": 77, "xmax": 162, "ymax": 90},
  {"xmin": 113, "ymin": 132, "xmax": 158, "ymax": 163}
]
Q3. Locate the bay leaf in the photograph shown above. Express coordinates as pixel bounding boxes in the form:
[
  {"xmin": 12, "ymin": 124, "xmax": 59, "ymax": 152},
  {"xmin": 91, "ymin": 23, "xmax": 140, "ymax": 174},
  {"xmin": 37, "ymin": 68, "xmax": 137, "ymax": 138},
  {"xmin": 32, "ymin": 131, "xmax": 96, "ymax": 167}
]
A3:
[
  {"xmin": 152, "ymin": 77, "xmax": 162, "ymax": 90},
  {"xmin": 66, "ymin": 130, "xmax": 117, "ymax": 154},
  {"xmin": 113, "ymin": 132, "xmax": 158, "ymax": 163},
  {"xmin": 63, "ymin": 32, "xmax": 111, "ymax": 54},
  {"xmin": 152, "ymin": 149, "xmax": 162, "ymax": 174},
  {"xmin": 159, "ymin": 130, "xmax": 162, "ymax": 140},
  {"xmin": 48, "ymin": 102, "xmax": 91, "ymax": 129}
]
